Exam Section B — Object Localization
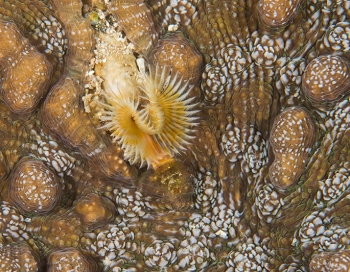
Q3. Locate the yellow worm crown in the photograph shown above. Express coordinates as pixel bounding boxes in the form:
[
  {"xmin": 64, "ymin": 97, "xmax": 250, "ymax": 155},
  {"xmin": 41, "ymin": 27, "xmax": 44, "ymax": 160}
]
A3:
[{"xmin": 98, "ymin": 65, "xmax": 199, "ymax": 168}]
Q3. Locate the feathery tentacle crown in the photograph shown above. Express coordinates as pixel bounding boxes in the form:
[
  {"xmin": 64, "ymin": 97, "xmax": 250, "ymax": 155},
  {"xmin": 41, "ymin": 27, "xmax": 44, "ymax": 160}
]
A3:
[{"xmin": 98, "ymin": 65, "xmax": 199, "ymax": 168}]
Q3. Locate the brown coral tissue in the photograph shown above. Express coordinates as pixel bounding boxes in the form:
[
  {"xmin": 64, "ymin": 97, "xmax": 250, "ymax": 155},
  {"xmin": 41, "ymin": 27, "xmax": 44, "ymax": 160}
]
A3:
[{"xmin": 0, "ymin": 0, "xmax": 350, "ymax": 271}]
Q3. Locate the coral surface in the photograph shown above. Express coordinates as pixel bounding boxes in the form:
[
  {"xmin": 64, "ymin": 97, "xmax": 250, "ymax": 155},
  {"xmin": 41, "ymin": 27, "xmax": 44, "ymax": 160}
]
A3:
[{"xmin": 0, "ymin": 0, "xmax": 350, "ymax": 271}]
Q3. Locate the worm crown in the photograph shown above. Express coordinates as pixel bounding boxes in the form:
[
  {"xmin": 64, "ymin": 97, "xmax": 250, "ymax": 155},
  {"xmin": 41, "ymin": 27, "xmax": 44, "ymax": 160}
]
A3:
[{"xmin": 98, "ymin": 65, "xmax": 199, "ymax": 168}]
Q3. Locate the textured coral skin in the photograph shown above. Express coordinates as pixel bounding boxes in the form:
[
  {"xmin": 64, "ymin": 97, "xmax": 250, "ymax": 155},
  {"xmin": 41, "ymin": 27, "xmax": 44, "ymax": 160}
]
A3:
[
  {"xmin": 0, "ymin": 21, "xmax": 52, "ymax": 115},
  {"xmin": 0, "ymin": 0, "xmax": 350, "ymax": 271},
  {"xmin": 302, "ymin": 55, "xmax": 350, "ymax": 106},
  {"xmin": 269, "ymin": 106, "xmax": 315, "ymax": 190}
]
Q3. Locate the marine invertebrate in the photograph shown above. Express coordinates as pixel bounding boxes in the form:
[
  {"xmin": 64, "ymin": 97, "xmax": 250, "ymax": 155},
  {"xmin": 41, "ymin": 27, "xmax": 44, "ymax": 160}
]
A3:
[
  {"xmin": 74, "ymin": 193, "xmax": 116, "ymax": 228},
  {"xmin": 28, "ymin": 209, "xmax": 83, "ymax": 249},
  {"xmin": 47, "ymin": 248, "xmax": 98, "ymax": 272},
  {"xmin": 318, "ymin": 21, "xmax": 350, "ymax": 54},
  {"xmin": 85, "ymin": 223, "xmax": 137, "ymax": 269},
  {"xmin": 0, "ymin": 202, "xmax": 31, "ymax": 245},
  {"xmin": 144, "ymin": 239, "xmax": 177, "ymax": 268},
  {"xmin": 138, "ymin": 159, "xmax": 195, "ymax": 210},
  {"xmin": 258, "ymin": 0, "xmax": 303, "ymax": 28},
  {"xmin": 309, "ymin": 249, "xmax": 350, "ymax": 271},
  {"xmin": 110, "ymin": 0, "xmax": 160, "ymax": 55},
  {"xmin": 0, "ymin": 21, "xmax": 52, "ymax": 115},
  {"xmin": 98, "ymin": 62, "xmax": 199, "ymax": 167},
  {"xmin": 147, "ymin": 31, "xmax": 203, "ymax": 88},
  {"xmin": 302, "ymin": 55, "xmax": 350, "ymax": 106},
  {"xmin": 0, "ymin": 0, "xmax": 350, "ymax": 271},
  {"xmin": 8, "ymin": 158, "xmax": 62, "ymax": 215},
  {"xmin": 225, "ymin": 238, "xmax": 273, "ymax": 271},
  {"xmin": 0, "ymin": 0, "xmax": 67, "ymax": 81},
  {"xmin": 92, "ymin": 30, "xmax": 200, "ymax": 168},
  {"xmin": 174, "ymin": 235, "xmax": 212, "ymax": 270},
  {"xmin": 269, "ymin": 106, "xmax": 315, "ymax": 190},
  {"xmin": 0, "ymin": 243, "xmax": 39, "ymax": 271},
  {"xmin": 40, "ymin": 0, "xmax": 135, "ymax": 179}
]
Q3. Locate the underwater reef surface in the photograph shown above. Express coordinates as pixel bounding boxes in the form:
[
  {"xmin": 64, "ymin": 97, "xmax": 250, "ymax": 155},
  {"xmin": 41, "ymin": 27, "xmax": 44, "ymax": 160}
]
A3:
[{"xmin": 0, "ymin": 0, "xmax": 350, "ymax": 271}]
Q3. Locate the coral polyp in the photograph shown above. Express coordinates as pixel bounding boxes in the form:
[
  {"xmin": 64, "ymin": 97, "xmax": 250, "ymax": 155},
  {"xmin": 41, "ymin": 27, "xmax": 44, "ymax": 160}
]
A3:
[
  {"xmin": 2, "ymin": 0, "xmax": 350, "ymax": 270},
  {"xmin": 98, "ymin": 66, "xmax": 198, "ymax": 167},
  {"xmin": 302, "ymin": 55, "xmax": 350, "ymax": 106}
]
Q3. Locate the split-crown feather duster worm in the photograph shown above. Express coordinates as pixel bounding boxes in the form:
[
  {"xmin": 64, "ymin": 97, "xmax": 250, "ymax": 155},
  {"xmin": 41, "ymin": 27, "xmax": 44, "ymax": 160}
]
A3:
[{"xmin": 98, "ymin": 65, "xmax": 199, "ymax": 168}]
